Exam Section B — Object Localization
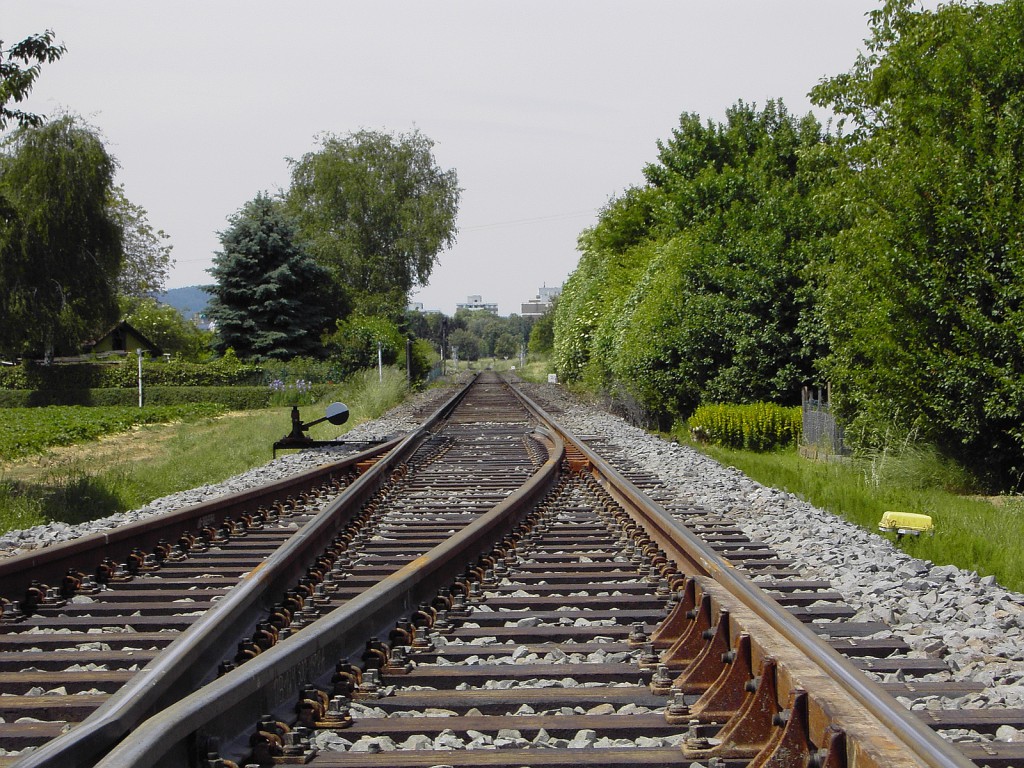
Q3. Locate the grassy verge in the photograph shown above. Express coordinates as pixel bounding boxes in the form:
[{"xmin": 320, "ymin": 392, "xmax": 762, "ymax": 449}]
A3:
[
  {"xmin": 450, "ymin": 354, "xmax": 555, "ymax": 383},
  {"xmin": 517, "ymin": 354, "xmax": 556, "ymax": 383},
  {"xmin": 685, "ymin": 436, "xmax": 1024, "ymax": 593},
  {"xmin": 0, "ymin": 404, "xmax": 227, "ymax": 460},
  {"xmin": 0, "ymin": 367, "xmax": 413, "ymax": 535}
]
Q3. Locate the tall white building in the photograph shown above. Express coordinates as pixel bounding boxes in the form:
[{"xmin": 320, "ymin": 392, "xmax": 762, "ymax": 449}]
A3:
[{"xmin": 456, "ymin": 295, "xmax": 499, "ymax": 313}]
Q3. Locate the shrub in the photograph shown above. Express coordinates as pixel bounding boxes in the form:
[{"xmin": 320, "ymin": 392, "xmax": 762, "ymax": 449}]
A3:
[
  {"xmin": 689, "ymin": 402, "xmax": 802, "ymax": 451},
  {"xmin": 258, "ymin": 357, "xmax": 351, "ymax": 386},
  {"xmin": 324, "ymin": 315, "xmax": 404, "ymax": 374}
]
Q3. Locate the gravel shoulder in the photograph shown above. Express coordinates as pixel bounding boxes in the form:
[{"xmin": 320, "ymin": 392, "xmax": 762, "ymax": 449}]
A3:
[
  {"xmin": 521, "ymin": 380, "xmax": 1024, "ymax": 744},
  {"xmin": 5, "ymin": 378, "xmax": 1024, "ymax": 741}
]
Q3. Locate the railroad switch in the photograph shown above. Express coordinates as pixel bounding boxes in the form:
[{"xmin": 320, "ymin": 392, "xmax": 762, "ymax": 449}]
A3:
[{"xmin": 272, "ymin": 402, "xmax": 352, "ymax": 457}]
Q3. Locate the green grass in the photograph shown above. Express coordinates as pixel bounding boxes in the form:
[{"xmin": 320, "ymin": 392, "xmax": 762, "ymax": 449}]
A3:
[
  {"xmin": 0, "ymin": 367, "xmax": 413, "ymax": 535},
  {"xmin": 683, "ymin": 434, "xmax": 1024, "ymax": 593},
  {"xmin": 0, "ymin": 404, "xmax": 226, "ymax": 460},
  {"xmin": 517, "ymin": 354, "xmax": 557, "ymax": 383},
  {"xmin": 441, "ymin": 354, "xmax": 556, "ymax": 383}
]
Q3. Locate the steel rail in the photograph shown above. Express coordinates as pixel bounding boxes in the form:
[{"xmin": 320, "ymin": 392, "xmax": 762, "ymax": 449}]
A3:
[
  {"xmin": 11, "ymin": 380, "xmax": 475, "ymax": 768},
  {"xmin": 0, "ymin": 437, "xmax": 402, "ymax": 602},
  {"xmin": 509, "ymin": 381, "xmax": 977, "ymax": 768},
  {"xmin": 94, "ymin": 427, "xmax": 565, "ymax": 768}
]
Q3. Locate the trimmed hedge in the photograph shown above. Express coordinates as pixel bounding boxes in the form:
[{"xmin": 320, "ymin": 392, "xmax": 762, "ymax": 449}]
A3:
[
  {"xmin": 0, "ymin": 356, "xmax": 264, "ymax": 391},
  {"xmin": 689, "ymin": 402, "xmax": 802, "ymax": 452},
  {"xmin": 0, "ymin": 387, "xmax": 278, "ymax": 410}
]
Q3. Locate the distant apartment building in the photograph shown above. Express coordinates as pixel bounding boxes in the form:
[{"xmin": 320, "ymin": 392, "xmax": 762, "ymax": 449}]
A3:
[
  {"xmin": 456, "ymin": 295, "xmax": 499, "ymax": 313},
  {"xmin": 520, "ymin": 283, "xmax": 562, "ymax": 318},
  {"xmin": 407, "ymin": 302, "xmax": 442, "ymax": 315}
]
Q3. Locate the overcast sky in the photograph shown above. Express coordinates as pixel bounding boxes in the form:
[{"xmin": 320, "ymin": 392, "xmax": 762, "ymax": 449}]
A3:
[{"xmin": 5, "ymin": 2, "xmax": 899, "ymax": 315}]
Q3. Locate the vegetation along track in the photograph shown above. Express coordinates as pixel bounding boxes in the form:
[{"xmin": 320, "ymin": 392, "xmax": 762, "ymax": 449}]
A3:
[{"xmin": 0, "ymin": 372, "xmax": 1017, "ymax": 767}]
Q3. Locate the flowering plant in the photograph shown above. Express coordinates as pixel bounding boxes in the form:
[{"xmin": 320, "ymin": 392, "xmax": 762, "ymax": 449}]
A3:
[{"xmin": 268, "ymin": 378, "xmax": 316, "ymax": 406}]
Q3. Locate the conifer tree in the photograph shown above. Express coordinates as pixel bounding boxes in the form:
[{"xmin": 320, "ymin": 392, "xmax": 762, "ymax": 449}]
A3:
[{"xmin": 207, "ymin": 194, "xmax": 329, "ymax": 360}]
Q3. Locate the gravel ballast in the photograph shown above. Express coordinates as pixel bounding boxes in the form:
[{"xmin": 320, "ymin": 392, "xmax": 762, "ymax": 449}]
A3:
[
  {"xmin": 0, "ymin": 386, "xmax": 452, "ymax": 558},
  {"xmin": 4, "ymin": 378, "xmax": 1024, "ymax": 744},
  {"xmin": 521, "ymin": 380, "xmax": 1024, "ymax": 744}
]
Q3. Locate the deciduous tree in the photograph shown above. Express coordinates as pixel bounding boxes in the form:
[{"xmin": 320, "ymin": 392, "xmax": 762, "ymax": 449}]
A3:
[
  {"xmin": 527, "ymin": 311, "xmax": 554, "ymax": 354},
  {"xmin": 0, "ymin": 115, "xmax": 122, "ymax": 360},
  {"xmin": 323, "ymin": 313, "xmax": 403, "ymax": 374},
  {"xmin": 555, "ymin": 101, "xmax": 832, "ymax": 425},
  {"xmin": 448, "ymin": 328, "xmax": 480, "ymax": 361},
  {"xmin": 810, "ymin": 0, "xmax": 1024, "ymax": 483},
  {"xmin": 109, "ymin": 186, "xmax": 174, "ymax": 297},
  {"xmin": 493, "ymin": 332, "xmax": 519, "ymax": 360},
  {"xmin": 0, "ymin": 30, "xmax": 65, "ymax": 131},
  {"xmin": 287, "ymin": 129, "xmax": 459, "ymax": 318}
]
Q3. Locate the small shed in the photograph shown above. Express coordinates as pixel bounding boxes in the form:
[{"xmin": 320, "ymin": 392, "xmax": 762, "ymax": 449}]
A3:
[{"xmin": 85, "ymin": 321, "xmax": 163, "ymax": 358}]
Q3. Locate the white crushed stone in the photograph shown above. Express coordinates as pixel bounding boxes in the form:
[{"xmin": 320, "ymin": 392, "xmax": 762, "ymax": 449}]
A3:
[
  {"xmin": 0, "ymin": 384, "xmax": 459, "ymax": 558},
  {"xmin": 522, "ymin": 380, "xmax": 1024, "ymax": 736},
  {"xmin": 10, "ymin": 377, "xmax": 1023, "ymax": 748}
]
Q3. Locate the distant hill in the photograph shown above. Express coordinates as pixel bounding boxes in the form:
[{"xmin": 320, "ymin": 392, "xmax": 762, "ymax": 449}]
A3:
[{"xmin": 156, "ymin": 286, "xmax": 211, "ymax": 319}]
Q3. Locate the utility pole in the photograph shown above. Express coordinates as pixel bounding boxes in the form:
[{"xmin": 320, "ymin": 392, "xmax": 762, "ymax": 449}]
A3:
[{"xmin": 136, "ymin": 348, "xmax": 144, "ymax": 407}]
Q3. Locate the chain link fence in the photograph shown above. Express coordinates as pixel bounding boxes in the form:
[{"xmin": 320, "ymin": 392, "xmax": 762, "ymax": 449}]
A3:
[{"xmin": 801, "ymin": 386, "xmax": 848, "ymax": 459}]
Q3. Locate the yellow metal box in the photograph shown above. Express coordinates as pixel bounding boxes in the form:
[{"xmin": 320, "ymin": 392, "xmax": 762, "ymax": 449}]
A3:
[{"xmin": 878, "ymin": 511, "xmax": 934, "ymax": 536}]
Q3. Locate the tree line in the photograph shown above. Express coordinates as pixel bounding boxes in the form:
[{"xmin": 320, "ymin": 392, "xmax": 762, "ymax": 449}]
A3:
[
  {"xmin": 206, "ymin": 130, "xmax": 459, "ymax": 375},
  {"xmin": 0, "ymin": 30, "xmax": 461, "ymax": 383},
  {"xmin": 553, "ymin": 0, "xmax": 1024, "ymax": 487},
  {"xmin": 404, "ymin": 308, "xmax": 550, "ymax": 364},
  {"xmin": 1, "ymin": 32, "xmax": 201, "ymax": 363}
]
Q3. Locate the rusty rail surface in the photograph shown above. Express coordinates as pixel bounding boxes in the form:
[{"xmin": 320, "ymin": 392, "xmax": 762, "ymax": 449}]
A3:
[
  {"xmin": 4, "ymin": 374, "xmax": 1001, "ymax": 767},
  {"xmin": 5, "ymin": 379, "xmax": 476, "ymax": 768},
  {"xmin": 511, "ymin": 384, "xmax": 977, "ymax": 768}
]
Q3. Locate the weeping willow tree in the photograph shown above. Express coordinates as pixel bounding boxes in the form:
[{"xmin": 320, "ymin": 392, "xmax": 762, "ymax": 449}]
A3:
[{"xmin": 0, "ymin": 115, "xmax": 122, "ymax": 360}]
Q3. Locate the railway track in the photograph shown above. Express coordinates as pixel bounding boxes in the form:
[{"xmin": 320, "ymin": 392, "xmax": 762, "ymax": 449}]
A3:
[{"xmin": 0, "ymin": 372, "xmax": 1019, "ymax": 766}]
